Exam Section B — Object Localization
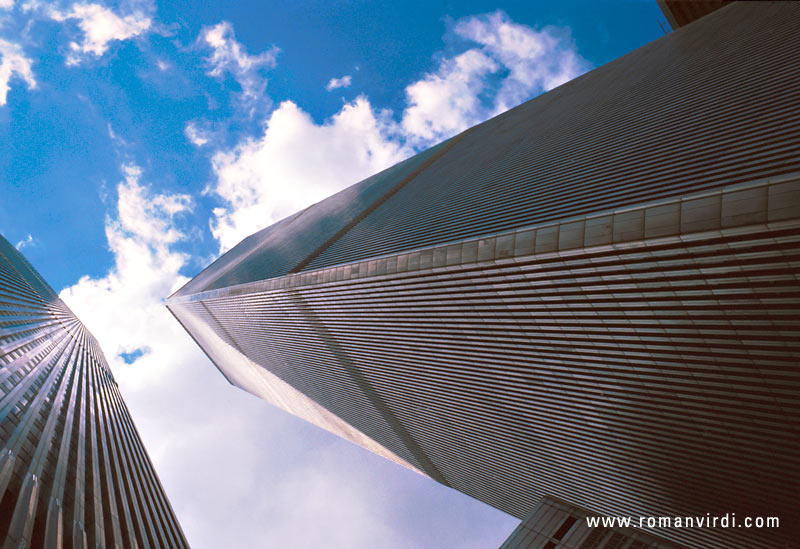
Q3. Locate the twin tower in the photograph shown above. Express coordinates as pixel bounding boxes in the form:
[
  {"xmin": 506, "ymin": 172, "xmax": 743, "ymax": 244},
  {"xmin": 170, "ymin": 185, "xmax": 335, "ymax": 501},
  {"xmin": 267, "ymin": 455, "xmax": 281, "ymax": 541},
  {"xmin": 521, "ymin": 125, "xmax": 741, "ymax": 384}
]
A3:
[{"xmin": 2, "ymin": 3, "xmax": 799, "ymax": 548}]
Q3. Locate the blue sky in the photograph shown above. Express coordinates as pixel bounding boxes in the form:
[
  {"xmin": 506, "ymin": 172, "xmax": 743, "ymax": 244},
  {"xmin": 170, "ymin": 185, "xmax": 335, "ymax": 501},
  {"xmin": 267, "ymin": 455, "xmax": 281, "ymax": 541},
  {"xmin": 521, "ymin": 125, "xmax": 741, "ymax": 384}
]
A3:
[{"xmin": 0, "ymin": 1, "xmax": 666, "ymax": 546}]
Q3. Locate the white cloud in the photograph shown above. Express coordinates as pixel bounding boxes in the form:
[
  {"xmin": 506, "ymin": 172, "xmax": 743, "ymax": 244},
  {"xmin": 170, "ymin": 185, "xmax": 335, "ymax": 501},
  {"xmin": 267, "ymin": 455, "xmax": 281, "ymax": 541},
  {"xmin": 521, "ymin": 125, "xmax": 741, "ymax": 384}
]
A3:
[
  {"xmin": 60, "ymin": 164, "xmax": 191, "ymax": 370},
  {"xmin": 0, "ymin": 0, "xmax": 13, "ymax": 10},
  {"xmin": 0, "ymin": 39, "xmax": 35, "ymax": 105},
  {"xmin": 401, "ymin": 49, "xmax": 499, "ymax": 147},
  {"xmin": 210, "ymin": 96, "xmax": 410, "ymax": 252},
  {"xmin": 206, "ymin": 12, "xmax": 587, "ymax": 250},
  {"xmin": 326, "ymin": 74, "xmax": 351, "ymax": 91},
  {"xmin": 185, "ymin": 120, "xmax": 210, "ymax": 146},
  {"xmin": 48, "ymin": 3, "xmax": 151, "ymax": 65},
  {"xmin": 455, "ymin": 11, "xmax": 588, "ymax": 113},
  {"xmin": 401, "ymin": 10, "xmax": 588, "ymax": 146},
  {"xmin": 199, "ymin": 21, "xmax": 278, "ymax": 108},
  {"xmin": 15, "ymin": 233, "xmax": 35, "ymax": 249}
]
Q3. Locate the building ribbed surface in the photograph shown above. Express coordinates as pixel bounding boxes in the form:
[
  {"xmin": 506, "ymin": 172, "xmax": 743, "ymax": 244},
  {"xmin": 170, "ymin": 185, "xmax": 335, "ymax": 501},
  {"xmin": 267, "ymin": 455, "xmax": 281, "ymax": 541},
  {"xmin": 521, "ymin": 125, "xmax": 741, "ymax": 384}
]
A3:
[
  {"xmin": 167, "ymin": 4, "xmax": 800, "ymax": 549},
  {"xmin": 0, "ymin": 235, "xmax": 188, "ymax": 548}
]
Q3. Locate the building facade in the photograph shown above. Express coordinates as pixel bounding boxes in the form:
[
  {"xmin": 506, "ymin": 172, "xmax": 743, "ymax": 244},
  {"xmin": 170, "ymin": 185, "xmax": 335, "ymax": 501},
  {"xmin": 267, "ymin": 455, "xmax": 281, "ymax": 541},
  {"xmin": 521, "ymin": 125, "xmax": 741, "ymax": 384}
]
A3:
[
  {"xmin": 0, "ymin": 235, "xmax": 187, "ymax": 548},
  {"xmin": 167, "ymin": 4, "xmax": 800, "ymax": 548}
]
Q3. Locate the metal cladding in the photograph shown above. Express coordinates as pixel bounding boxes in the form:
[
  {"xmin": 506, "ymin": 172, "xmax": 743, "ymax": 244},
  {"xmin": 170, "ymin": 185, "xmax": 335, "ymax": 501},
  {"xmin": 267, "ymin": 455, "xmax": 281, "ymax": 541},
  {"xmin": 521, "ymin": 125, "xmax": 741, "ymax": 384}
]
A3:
[
  {"xmin": 167, "ymin": 4, "xmax": 800, "ymax": 549},
  {"xmin": 0, "ymin": 236, "xmax": 188, "ymax": 548}
]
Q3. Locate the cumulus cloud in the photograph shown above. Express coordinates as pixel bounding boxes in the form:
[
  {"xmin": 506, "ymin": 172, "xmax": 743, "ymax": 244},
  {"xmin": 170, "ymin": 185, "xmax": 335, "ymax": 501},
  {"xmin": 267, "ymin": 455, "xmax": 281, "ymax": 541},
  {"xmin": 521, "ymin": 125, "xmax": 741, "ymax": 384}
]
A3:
[
  {"xmin": 401, "ymin": 49, "xmax": 498, "ymax": 146},
  {"xmin": 210, "ymin": 96, "xmax": 410, "ymax": 252},
  {"xmin": 401, "ymin": 10, "xmax": 588, "ymax": 146},
  {"xmin": 60, "ymin": 164, "xmax": 191, "ymax": 370},
  {"xmin": 205, "ymin": 12, "xmax": 587, "ymax": 250},
  {"xmin": 0, "ymin": 39, "xmax": 36, "ymax": 105},
  {"xmin": 326, "ymin": 74, "xmax": 351, "ymax": 91},
  {"xmin": 199, "ymin": 21, "xmax": 278, "ymax": 109},
  {"xmin": 48, "ymin": 3, "xmax": 152, "ymax": 65},
  {"xmin": 0, "ymin": 0, "xmax": 13, "ymax": 10},
  {"xmin": 455, "ymin": 11, "xmax": 588, "ymax": 112}
]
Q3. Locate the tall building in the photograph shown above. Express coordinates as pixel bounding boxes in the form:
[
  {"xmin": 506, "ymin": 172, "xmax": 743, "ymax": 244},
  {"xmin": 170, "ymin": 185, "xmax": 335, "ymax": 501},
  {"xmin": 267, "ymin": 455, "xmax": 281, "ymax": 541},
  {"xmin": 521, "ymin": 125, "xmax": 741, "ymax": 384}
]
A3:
[
  {"xmin": 0, "ymin": 235, "xmax": 188, "ymax": 548},
  {"xmin": 167, "ymin": 3, "xmax": 800, "ymax": 548}
]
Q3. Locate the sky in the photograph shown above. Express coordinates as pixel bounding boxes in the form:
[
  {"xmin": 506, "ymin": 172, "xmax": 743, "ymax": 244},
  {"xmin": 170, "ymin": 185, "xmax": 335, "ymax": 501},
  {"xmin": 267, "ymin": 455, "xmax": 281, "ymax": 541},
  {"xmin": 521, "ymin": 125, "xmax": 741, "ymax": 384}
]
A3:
[{"xmin": 0, "ymin": 1, "xmax": 667, "ymax": 546}]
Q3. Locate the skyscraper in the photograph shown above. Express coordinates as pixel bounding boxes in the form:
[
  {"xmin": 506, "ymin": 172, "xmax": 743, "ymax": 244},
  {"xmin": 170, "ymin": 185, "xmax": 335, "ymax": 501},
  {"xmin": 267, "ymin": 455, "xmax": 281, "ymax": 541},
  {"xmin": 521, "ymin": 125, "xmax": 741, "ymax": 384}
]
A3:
[
  {"xmin": 0, "ymin": 235, "xmax": 187, "ymax": 548},
  {"xmin": 167, "ymin": 3, "xmax": 800, "ymax": 548}
]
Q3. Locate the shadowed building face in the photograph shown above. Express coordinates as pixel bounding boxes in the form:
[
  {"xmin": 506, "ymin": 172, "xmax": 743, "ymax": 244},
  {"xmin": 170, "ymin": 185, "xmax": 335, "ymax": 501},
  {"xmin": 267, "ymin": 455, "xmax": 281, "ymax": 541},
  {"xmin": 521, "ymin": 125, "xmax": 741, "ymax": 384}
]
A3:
[
  {"xmin": 167, "ymin": 4, "xmax": 800, "ymax": 548},
  {"xmin": 0, "ymin": 235, "xmax": 188, "ymax": 548}
]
